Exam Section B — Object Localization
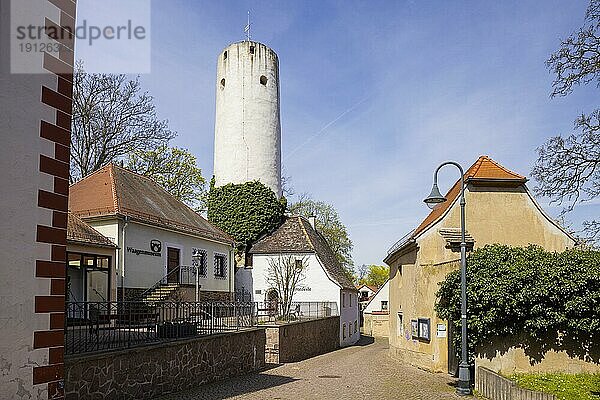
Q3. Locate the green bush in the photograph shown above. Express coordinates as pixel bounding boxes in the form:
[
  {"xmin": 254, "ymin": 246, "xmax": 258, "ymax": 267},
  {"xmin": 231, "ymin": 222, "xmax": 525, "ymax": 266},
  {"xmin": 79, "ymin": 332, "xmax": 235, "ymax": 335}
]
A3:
[
  {"xmin": 435, "ymin": 244, "xmax": 600, "ymax": 363},
  {"xmin": 207, "ymin": 179, "xmax": 285, "ymax": 250}
]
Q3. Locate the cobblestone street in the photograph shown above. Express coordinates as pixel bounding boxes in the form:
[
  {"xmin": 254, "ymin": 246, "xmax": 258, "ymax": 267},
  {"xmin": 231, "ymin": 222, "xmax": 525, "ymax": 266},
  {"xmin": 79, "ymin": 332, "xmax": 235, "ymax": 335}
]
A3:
[{"xmin": 155, "ymin": 336, "xmax": 460, "ymax": 400}]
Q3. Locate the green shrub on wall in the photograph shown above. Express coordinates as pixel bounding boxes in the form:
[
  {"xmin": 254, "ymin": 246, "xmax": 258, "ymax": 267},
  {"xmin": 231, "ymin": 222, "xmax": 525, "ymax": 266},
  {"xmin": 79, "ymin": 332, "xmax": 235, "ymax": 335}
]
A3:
[
  {"xmin": 207, "ymin": 179, "xmax": 285, "ymax": 249},
  {"xmin": 435, "ymin": 244, "xmax": 600, "ymax": 363}
]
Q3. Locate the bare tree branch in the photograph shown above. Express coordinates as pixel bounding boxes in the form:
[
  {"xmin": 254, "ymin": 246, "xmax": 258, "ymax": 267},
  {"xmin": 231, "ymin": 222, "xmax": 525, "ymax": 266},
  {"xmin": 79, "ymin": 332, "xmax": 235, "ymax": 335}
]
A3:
[
  {"xmin": 71, "ymin": 62, "xmax": 176, "ymax": 182},
  {"xmin": 265, "ymin": 255, "xmax": 308, "ymax": 318}
]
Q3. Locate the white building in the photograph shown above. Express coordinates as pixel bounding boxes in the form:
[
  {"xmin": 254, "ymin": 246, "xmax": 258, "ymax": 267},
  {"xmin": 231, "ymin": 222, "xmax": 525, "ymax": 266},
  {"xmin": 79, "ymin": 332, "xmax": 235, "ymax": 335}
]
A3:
[
  {"xmin": 213, "ymin": 40, "xmax": 282, "ymax": 197},
  {"xmin": 66, "ymin": 212, "xmax": 118, "ymax": 303},
  {"xmin": 362, "ymin": 280, "xmax": 390, "ymax": 337},
  {"xmin": 69, "ymin": 164, "xmax": 235, "ymax": 301},
  {"xmin": 237, "ymin": 216, "xmax": 360, "ymax": 347}
]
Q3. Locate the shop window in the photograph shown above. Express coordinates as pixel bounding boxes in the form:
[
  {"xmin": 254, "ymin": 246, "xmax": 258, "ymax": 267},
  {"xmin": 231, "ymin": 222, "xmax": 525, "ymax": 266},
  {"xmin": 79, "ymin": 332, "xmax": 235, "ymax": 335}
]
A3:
[
  {"xmin": 192, "ymin": 248, "xmax": 208, "ymax": 277},
  {"xmin": 66, "ymin": 252, "xmax": 111, "ymax": 303},
  {"xmin": 214, "ymin": 253, "xmax": 227, "ymax": 279}
]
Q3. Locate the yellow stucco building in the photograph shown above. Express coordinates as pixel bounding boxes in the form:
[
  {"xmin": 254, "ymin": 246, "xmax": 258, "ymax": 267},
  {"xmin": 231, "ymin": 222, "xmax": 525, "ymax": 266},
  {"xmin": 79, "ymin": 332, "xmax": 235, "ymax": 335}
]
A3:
[{"xmin": 384, "ymin": 156, "xmax": 577, "ymax": 374}]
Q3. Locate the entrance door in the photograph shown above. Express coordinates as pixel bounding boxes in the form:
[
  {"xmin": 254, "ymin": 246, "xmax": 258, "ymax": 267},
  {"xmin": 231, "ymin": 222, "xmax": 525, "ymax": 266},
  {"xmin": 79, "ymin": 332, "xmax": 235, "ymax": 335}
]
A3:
[
  {"xmin": 167, "ymin": 247, "xmax": 180, "ymax": 284},
  {"xmin": 447, "ymin": 320, "xmax": 459, "ymax": 375}
]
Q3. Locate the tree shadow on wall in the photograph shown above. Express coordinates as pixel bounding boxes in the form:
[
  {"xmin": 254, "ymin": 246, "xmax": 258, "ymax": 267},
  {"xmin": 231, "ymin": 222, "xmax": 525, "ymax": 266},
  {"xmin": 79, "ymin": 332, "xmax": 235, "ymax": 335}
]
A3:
[{"xmin": 476, "ymin": 330, "xmax": 600, "ymax": 366}]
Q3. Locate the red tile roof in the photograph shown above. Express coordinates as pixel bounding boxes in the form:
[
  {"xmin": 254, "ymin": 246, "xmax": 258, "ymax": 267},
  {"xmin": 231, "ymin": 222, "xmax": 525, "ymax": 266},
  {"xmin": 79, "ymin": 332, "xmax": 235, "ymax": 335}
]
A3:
[
  {"xmin": 67, "ymin": 212, "xmax": 116, "ymax": 248},
  {"xmin": 69, "ymin": 163, "xmax": 232, "ymax": 244},
  {"xmin": 413, "ymin": 156, "xmax": 526, "ymax": 237}
]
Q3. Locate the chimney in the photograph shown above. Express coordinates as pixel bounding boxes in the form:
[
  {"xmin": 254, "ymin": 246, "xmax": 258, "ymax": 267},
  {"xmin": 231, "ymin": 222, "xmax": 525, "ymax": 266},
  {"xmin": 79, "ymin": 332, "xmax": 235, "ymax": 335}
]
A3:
[{"xmin": 308, "ymin": 216, "xmax": 317, "ymax": 230}]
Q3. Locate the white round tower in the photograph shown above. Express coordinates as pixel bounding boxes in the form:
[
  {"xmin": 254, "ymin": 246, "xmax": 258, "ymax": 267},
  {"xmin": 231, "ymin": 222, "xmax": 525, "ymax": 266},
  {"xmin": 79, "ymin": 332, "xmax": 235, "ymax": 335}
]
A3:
[{"xmin": 213, "ymin": 41, "xmax": 282, "ymax": 197}]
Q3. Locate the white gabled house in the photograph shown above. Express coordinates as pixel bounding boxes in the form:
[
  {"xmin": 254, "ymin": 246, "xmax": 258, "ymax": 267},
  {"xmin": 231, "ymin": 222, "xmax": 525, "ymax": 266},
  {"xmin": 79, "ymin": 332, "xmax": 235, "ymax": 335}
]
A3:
[
  {"xmin": 362, "ymin": 280, "xmax": 390, "ymax": 337},
  {"xmin": 236, "ymin": 216, "xmax": 360, "ymax": 347},
  {"xmin": 69, "ymin": 163, "xmax": 235, "ymax": 302}
]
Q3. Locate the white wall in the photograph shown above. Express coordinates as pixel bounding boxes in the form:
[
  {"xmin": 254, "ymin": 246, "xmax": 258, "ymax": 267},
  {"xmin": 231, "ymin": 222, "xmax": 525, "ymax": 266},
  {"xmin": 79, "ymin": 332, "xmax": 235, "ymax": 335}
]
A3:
[
  {"xmin": 213, "ymin": 41, "xmax": 282, "ymax": 197},
  {"xmin": 364, "ymin": 280, "xmax": 389, "ymax": 314},
  {"xmin": 88, "ymin": 219, "xmax": 233, "ymax": 292},
  {"xmin": 250, "ymin": 253, "xmax": 340, "ymax": 304},
  {"xmin": 0, "ymin": 1, "xmax": 67, "ymax": 396},
  {"xmin": 249, "ymin": 253, "xmax": 359, "ymax": 347}
]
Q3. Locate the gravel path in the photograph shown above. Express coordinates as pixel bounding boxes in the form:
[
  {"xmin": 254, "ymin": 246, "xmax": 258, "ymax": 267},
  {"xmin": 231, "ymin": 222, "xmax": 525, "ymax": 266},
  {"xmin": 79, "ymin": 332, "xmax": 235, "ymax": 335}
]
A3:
[{"xmin": 155, "ymin": 336, "xmax": 460, "ymax": 400}]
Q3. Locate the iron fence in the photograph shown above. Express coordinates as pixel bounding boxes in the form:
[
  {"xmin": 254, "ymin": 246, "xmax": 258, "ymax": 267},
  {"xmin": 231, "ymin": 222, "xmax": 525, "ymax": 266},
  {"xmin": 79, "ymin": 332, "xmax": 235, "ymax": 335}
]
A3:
[
  {"xmin": 65, "ymin": 301, "xmax": 257, "ymax": 355},
  {"xmin": 256, "ymin": 301, "xmax": 339, "ymax": 323},
  {"xmin": 65, "ymin": 300, "xmax": 339, "ymax": 355}
]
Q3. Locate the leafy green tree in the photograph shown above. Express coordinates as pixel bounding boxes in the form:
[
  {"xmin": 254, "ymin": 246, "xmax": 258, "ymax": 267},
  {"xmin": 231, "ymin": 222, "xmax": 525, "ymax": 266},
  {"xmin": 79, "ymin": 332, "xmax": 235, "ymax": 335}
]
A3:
[
  {"xmin": 358, "ymin": 265, "xmax": 389, "ymax": 287},
  {"xmin": 289, "ymin": 195, "xmax": 354, "ymax": 272},
  {"xmin": 126, "ymin": 145, "xmax": 206, "ymax": 211},
  {"xmin": 533, "ymin": 0, "xmax": 599, "ymax": 243},
  {"xmin": 436, "ymin": 244, "xmax": 600, "ymax": 364},
  {"xmin": 207, "ymin": 180, "xmax": 285, "ymax": 250}
]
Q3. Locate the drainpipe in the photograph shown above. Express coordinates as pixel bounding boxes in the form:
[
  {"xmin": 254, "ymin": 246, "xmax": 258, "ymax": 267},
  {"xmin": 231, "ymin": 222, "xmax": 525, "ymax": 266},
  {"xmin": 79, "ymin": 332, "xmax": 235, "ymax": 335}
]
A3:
[
  {"xmin": 229, "ymin": 246, "xmax": 234, "ymax": 301},
  {"xmin": 120, "ymin": 216, "xmax": 129, "ymax": 301}
]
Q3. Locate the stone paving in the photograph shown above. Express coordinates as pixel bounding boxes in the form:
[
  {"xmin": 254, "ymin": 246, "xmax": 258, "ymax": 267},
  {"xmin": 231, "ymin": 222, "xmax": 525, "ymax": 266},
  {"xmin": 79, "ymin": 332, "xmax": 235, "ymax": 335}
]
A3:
[{"xmin": 155, "ymin": 336, "xmax": 461, "ymax": 400}]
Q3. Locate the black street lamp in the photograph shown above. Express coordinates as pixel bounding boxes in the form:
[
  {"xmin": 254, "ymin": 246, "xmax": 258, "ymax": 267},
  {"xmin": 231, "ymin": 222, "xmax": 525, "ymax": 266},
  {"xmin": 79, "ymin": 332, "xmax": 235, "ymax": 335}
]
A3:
[{"xmin": 424, "ymin": 161, "xmax": 471, "ymax": 396}]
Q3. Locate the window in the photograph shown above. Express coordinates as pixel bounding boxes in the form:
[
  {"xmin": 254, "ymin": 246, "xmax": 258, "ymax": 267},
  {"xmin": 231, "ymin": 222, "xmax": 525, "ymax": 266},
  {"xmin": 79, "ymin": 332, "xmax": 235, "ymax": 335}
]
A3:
[
  {"xmin": 349, "ymin": 294, "xmax": 352, "ymax": 307},
  {"xmin": 343, "ymin": 323, "xmax": 346, "ymax": 339},
  {"xmin": 192, "ymin": 248, "xmax": 207, "ymax": 277},
  {"xmin": 398, "ymin": 312, "xmax": 404, "ymax": 336},
  {"xmin": 260, "ymin": 75, "xmax": 268, "ymax": 85},
  {"xmin": 66, "ymin": 252, "xmax": 111, "ymax": 302},
  {"xmin": 354, "ymin": 320, "xmax": 358, "ymax": 333},
  {"xmin": 349, "ymin": 322, "xmax": 353, "ymax": 336},
  {"xmin": 295, "ymin": 259, "xmax": 303, "ymax": 270},
  {"xmin": 214, "ymin": 253, "xmax": 227, "ymax": 279},
  {"xmin": 381, "ymin": 301, "xmax": 388, "ymax": 311},
  {"xmin": 223, "ymin": 50, "xmax": 227, "ymax": 60},
  {"xmin": 342, "ymin": 293, "xmax": 346, "ymax": 308},
  {"xmin": 220, "ymin": 78, "xmax": 225, "ymax": 89},
  {"xmin": 250, "ymin": 45, "xmax": 255, "ymax": 54}
]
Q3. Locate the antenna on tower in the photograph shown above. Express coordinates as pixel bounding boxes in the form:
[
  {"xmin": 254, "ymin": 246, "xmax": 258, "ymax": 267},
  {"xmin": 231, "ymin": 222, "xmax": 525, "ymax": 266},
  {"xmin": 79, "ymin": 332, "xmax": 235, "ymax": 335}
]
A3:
[{"xmin": 244, "ymin": 11, "xmax": 251, "ymax": 41}]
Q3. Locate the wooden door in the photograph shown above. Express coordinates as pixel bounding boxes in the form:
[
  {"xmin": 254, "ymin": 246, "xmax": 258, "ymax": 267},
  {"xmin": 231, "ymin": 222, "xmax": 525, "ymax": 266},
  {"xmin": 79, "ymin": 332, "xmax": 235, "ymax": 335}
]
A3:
[{"xmin": 167, "ymin": 247, "xmax": 180, "ymax": 284}]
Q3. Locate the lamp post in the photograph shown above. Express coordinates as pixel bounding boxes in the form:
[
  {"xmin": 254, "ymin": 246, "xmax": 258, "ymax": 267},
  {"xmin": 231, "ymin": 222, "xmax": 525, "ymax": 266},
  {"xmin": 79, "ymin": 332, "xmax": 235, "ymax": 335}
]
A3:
[{"xmin": 424, "ymin": 161, "xmax": 471, "ymax": 396}]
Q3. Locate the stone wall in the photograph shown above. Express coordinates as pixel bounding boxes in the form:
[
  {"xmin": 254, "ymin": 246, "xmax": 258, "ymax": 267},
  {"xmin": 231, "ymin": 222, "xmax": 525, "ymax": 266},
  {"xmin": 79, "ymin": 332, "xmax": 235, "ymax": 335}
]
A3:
[
  {"xmin": 265, "ymin": 316, "xmax": 340, "ymax": 364},
  {"xmin": 476, "ymin": 345, "xmax": 600, "ymax": 375},
  {"xmin": 363, "ymin": 313, "xmax": 389, "ymax": 337},
  {"xmin": 65, "ymin": 328, "xmax": 265, "ymax": 399},
  {"xmin": 476, "ymin": 366, "xmax": 556, "ymax": 400}
]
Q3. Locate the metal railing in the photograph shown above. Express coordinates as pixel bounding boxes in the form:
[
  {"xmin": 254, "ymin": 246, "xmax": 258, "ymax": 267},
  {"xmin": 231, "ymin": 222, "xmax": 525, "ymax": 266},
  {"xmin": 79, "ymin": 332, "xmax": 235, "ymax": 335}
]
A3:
[
  {"xmin": 65, "ymin": 301, "xmax": 256, "ymax": 355},
  {"xmin": 256, "ymin": 301, "xmax": 339, "ymax": 323},
  {"xmin": 65, "ymin": 300, "xmax": 339, "ymax": 355}
]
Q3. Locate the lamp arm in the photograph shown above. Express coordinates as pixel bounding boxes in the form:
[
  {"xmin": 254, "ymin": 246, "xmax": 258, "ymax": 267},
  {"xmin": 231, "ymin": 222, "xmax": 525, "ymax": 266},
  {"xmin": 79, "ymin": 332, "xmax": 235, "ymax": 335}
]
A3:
[{"xmin": 433, "ymin": 161, "xmax": 465, "ymax": 203}]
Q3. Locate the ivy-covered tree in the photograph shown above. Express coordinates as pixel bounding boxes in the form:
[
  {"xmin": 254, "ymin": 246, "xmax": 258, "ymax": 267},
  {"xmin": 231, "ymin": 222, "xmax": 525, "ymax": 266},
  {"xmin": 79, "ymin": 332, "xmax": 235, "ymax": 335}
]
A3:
[
  {"xmin": 207, "ymin": 180, "xmax": 285, "ymax": 250},
  {"xmin": 436, "ymin": 244, "xmax": 600, "ymax": 364}
]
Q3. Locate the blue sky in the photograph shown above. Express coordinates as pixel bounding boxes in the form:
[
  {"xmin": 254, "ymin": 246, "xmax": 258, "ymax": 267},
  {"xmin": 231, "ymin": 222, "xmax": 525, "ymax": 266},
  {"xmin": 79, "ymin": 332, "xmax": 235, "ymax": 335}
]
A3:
[{"xmin": 75, "ymin": 0, "xmax": 597, "ymax": 267}]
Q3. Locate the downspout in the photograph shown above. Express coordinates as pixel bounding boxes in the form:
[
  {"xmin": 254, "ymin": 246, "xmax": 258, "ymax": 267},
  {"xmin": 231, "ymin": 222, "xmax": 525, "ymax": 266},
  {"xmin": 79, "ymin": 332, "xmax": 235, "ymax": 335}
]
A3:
[
  {"xmin": 120, "ymin": 216, "xmax": 129, "ymax": 301},
  {"xmin": 229, "ymin": 246, "xmax": 234, "ymax": 301}
]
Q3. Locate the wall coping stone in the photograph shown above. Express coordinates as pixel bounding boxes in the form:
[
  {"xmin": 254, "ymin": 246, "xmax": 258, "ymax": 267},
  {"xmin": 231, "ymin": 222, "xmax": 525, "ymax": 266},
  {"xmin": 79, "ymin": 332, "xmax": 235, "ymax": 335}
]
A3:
[
  {"xmin": 65, "ymin": 327, "xmax": 266, "ymax": 362},
  {"xmin": 260, "ymin": 315, "xmax": 339, "ymax": 328}
]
